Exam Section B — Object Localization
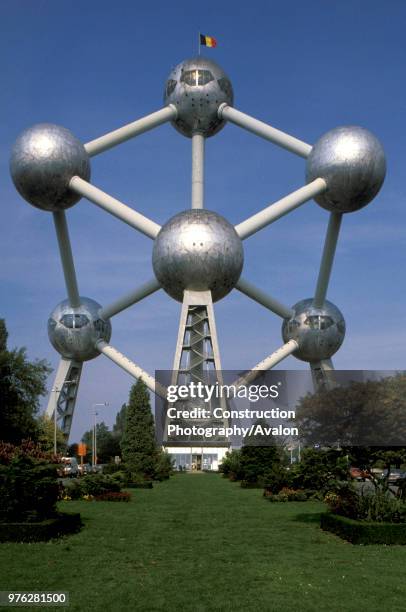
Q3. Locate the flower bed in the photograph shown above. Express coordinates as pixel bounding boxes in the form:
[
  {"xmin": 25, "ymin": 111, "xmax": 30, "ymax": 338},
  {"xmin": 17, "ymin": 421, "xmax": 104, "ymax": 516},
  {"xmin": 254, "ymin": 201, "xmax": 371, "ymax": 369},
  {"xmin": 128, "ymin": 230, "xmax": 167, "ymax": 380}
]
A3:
[
  {"xmin": 264, "ymin": 487, "xmax": 318, "ymax": 502},
  {"xmin": 94, "ymin": 492, "xmax": 131, "ymax": 502}
]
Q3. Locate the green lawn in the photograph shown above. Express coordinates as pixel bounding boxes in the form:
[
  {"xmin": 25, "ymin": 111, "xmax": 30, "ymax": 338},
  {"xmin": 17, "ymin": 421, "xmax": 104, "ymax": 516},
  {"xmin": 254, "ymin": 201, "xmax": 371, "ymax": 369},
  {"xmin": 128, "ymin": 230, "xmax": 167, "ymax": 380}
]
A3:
[{"xmin": 1, "ymin": 473, "xmax": 406, "ymax": 611}]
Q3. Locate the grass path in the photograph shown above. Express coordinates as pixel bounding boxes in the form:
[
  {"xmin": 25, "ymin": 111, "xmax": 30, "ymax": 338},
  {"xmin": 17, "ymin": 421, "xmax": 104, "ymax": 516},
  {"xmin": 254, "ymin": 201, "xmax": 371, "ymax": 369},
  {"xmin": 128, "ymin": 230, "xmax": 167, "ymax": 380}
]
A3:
[{"xmin": 1, "ymin": 473, "xmax": 406, "ymax": 611}]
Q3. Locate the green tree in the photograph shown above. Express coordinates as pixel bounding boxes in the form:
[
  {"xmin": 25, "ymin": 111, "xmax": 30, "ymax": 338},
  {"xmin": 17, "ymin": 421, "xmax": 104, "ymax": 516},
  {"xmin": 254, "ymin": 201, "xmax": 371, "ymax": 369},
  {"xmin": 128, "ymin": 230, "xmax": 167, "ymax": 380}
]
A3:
[
  {"xmin": 120, "ymin": 379, "xmax": 158, "ymax": 480},
  {"xmin": 36, "ymin": 414, "xmax": 66, "ymax": 453},
  {"xmin": 113, "ymin": 403, "xmax": 127, "ymax": 439},
  {"xmin": 239, "ymin": 419, "xmax": 281, "ymax": 484},
  {"xmin": 81, "ymin": 422, "xmax": 120, "ymax": 464},
  {"xmin": 295, "ymin": 375, "xmax": 406, "ymax": 447},
  {"xmin": 0, "ymin": 319, "xmax": 51, "ymax": 443}
]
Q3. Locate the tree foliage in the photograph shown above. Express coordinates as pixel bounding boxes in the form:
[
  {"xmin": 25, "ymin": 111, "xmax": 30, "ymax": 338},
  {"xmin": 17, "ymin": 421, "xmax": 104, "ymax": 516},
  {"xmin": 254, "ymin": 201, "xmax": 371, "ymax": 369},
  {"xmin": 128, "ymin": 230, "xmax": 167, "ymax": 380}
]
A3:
[
  {"xmin": 81, "ymin": 422, "xmax": 120, "ymax": 464},
  {"xmin": 0, "ymin": 319, "xmax": 51, "ymax": 443},
  {"xmin": 36, "ymin": 415, "xmax": 66, "ymax": 454},
  {"xmin": 113, "ymin": 403, "xmax": 127, "ymax": 439},
  {"xmin": 295, "ymin": 374, "xmax": 406, "ymax": 447},
  {"xmin": 120, "ymin": 379, "xmax": 158, "ymax": 480}
]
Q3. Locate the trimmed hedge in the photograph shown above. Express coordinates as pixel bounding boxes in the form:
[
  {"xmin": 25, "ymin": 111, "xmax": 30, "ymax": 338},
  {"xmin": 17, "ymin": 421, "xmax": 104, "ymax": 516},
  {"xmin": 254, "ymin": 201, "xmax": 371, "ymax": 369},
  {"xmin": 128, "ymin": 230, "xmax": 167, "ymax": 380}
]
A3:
[
  {"xmin": 0, "ymin": 511, "xmax": 82, "ymax": 542},
  {"xmin": 320, "ymin": 512, "xmax": 406, "ymax": 545},
  {"xmin": 126, "ymin": 481, "xmax": 153, "ymax": 489}
]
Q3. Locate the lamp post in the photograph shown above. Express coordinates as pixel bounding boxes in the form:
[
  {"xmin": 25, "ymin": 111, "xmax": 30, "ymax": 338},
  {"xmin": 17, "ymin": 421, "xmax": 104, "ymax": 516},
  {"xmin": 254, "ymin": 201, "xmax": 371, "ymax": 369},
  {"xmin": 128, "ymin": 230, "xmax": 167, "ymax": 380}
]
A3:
[
  {"xmin": 92, "ymin": 402, "xmax": 109, "ymax": 468},
  {"xmin": 52, "ymin": 381, "xmax": 74, "ymax": 455}
]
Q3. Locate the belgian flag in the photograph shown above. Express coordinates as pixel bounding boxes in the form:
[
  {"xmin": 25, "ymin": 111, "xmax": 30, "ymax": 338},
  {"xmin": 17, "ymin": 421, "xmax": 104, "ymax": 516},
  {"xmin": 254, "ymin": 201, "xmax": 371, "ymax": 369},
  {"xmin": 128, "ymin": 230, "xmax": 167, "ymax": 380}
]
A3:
[{"xmin": 200, "ymin": 34, "xmax": 217, "ymax": 48}]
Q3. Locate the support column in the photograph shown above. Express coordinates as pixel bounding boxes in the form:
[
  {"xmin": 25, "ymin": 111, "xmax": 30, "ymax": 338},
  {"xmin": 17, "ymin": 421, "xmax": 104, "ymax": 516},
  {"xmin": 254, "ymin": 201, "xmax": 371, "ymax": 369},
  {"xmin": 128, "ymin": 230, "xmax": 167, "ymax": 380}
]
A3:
[
  {"xmin": 46, "ymin": 358, "xmax": 83, "ymax": 439},
  {"xmin": 191, "ymin": 133, "xmax": 205, "ymax": 209},
  {"xmin": 164, "ymin": 290, "xmax": 230, "ymax": 450},
  {"xmin": 53, "ymin": 211, "xmax": 81, "ymax": 308},
  {"xmin": 310, "ymin": 359, "xmax": 336, "ymax": 392}
]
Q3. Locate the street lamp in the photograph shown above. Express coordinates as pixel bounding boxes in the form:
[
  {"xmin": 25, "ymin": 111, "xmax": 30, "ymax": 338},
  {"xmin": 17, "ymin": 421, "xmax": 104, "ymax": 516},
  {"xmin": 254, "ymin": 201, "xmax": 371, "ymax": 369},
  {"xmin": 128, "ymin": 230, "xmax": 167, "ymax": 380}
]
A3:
[
  {"xmin": 92, "ymin": 402, "xmax": 109, "ymax": 468},
  {"xmin": 52, "ymin": 381, "xmax": 74, "ymax": 455}
]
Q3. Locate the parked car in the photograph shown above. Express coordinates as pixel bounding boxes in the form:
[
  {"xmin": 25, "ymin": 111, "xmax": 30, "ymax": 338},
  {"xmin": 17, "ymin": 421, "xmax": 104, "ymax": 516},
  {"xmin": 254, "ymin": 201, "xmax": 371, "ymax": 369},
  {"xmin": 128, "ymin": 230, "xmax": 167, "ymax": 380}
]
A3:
[
  {"xmin": 58, "ymin": 456, "xmax": 79, "ymax": 478},
  {"xmin": 386, "ymin": 469, "xmax": 406, "ymax": 485},
  {"xmin": 78, "ymin": 463, "xmax": 91, "ymax": 475}
]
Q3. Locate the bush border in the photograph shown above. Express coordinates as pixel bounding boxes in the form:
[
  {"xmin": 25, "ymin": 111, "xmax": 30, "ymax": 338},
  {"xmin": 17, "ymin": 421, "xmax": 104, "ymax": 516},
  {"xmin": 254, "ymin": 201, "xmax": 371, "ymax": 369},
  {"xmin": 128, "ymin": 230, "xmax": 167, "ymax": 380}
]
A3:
[
  {"xmin": 0, "ymin": 512, "xmax": 82, "ymax": 542},
  {"xmin": 320, "ymin": 512, "xmax": 406, "ymax": 545}
]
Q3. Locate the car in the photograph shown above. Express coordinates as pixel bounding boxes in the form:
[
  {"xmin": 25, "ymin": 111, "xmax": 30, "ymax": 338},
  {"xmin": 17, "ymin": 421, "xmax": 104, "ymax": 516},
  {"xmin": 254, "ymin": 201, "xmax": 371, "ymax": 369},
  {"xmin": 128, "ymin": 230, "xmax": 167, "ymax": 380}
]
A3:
[
  {"xmin": 387, "ymin": 469, "xmax": 406, "ymax": 485},
  {"xmin": 59, "ymin": 456, "xmax": 79, "ymax": 478},
  {"xmin": 78, "ymin": 463, "xmax": 91, "ymax": 475}
]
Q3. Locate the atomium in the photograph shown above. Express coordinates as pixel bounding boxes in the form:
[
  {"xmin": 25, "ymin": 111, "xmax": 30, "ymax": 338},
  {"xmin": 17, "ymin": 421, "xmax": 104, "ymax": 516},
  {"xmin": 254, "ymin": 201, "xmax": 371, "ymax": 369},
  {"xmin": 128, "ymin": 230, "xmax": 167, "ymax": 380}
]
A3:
[
  {"xmin": 10, "ymin": 123, "xmax": 90, "ymax": 212},
  {"xmin": 9, "ymin": 54, "xmax": 387, "ymax": 440},
  {"xmin": 164, "ymin": 57, "xmax": 233, "ymax": 137},
  {"xmin": 152, "ymin": 209, "xmax": 243, "ymax": 302},
  {"xmin": 282, "ymin": 299, "xmax": 345, "ymax": 362},
  {"xmin": 48, "ymin": 297, "xmax": 111, "ymax": 362},
  {"xmin": 306, "ymin": 126, "xmax": 386, "ymax": 213}
]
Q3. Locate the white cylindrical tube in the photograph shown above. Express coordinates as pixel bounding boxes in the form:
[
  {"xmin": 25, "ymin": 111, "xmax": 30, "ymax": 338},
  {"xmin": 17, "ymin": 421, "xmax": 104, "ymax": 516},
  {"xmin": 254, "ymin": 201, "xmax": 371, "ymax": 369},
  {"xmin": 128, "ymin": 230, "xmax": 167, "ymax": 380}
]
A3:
[
  {"xmin": 232, "ymin": 340, "xmax": 299, "ymax": 387},
  {"xmin": 191, "ymin": 133, "xmax": 205, "ymax": 209},
  {"xmin": 85, "ymin": 105, "xmax": 177, "ymax": 157},
  {"xmin": 53, "ymin": 211, "xmax": 81, "ymax": 308},
  {"xmin": 313, "ymin": 212, "xmax": 343, "ymax": 308},
  {"xmin": 69, "ymin": 176, "xmax": 161, "ymax": 239},
  {"xmin": 236, "ymin": 278, "xmax": 294, "ymax": 319},
  {"xmin": 235, "ymin": 178, "xmax": 327, "ymax": 240},
  {"xmin": 100, "ymin": 279, "xmax": 161, "ymax": 320},
  {"xmin": 96, "ymin": 340, "xmax": 167, "ymax": 399},
  {"xmin": 219, "ymin": 104, "xmax": 312, "ymax": 158}
]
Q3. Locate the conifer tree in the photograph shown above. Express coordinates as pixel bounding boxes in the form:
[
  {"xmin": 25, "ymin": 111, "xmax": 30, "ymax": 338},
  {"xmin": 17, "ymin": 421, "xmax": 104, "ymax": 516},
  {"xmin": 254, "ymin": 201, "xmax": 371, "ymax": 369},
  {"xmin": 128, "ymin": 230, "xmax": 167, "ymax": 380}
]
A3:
[{"xmin": 120, "ymin": 379, "xmax": 158, "ymax": 480}]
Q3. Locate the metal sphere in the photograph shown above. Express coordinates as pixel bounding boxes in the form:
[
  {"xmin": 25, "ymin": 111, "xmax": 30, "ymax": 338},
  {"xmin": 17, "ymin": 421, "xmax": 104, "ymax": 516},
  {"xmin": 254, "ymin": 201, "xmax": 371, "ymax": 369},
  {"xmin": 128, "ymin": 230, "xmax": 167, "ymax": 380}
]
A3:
[
  {"xmin": 152, "ymin": 209, "xmax": 244, "ymax": 302},
  {"xmin": 282, "ymin": 298, "xmax": 345, "ymax": 362},
  {"xmin": 48, "ymin": 297, "xmax": 111, "ymax": 362},
  {"xmin": 10, "ymin": 123, "xmax": 90, "ymax": 212},
  {"xmin": 164, "ymin": 57, "xmax": 233, "ymax": 138},
  {"xmin": 306, "ymin": 126, "xmax": 386, "ymax": 213}
]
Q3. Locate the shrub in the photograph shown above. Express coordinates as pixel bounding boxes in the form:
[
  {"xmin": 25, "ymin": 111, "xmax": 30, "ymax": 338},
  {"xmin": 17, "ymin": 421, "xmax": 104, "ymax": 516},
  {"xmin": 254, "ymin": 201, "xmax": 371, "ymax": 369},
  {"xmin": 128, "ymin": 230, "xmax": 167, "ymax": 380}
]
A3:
[
  {"xmin": 109, "ymin": 470, "xmax": 130, "ymax": 486},
  {"xmin": 0, "ymin": 456, "xmax": 59, "ymax": 522},
  {"xmin": 154, "ymin": 450, "xmax": 174, "ymax": 481},
  {"xmin": 267, "ymin": 488, "xmax": 308, "ymax": 502},
  {"xmin": 95, "ymin": 492, "xmax": 131, "ymax": 502},
  {"xmin": 239, "ymin": 444, "xmax": 281, "ymax": 485},
  {"xmin": 262, "ymin": 466, "xmax": 291, "ymax": 494},
  {"xmin": 0, "ymin": 439, "xmax": 57, "ymax": 464},
  {"xmin": 240, "ymin": 480, "xmax": 263, "ymax": 489},
  {"xmin": 0, "ymin": 512, "xmax": 82, "ymax": 542},
  {"xmin": 219, "ymin": 450, "xmax": 243, "ymax": 480},
  {"xmin": 324, "ymin": 481, "xmax": 406, "ymax": 523},
  {"xmin": 320, "ymin": 512, "xmax": 406, "ymax": 545},
  {"xmin": 61, "ymin": 474, "xmax": 121, "ymax": 500},
  {"xmin": 62, "ymin": 479, "xmax": 83, "ymax": 500},
  {"xmin": 79, "ymin": 474, "xmax": 121, "ymax": 496},
  {"xmin": 102, "ymin": 463, "xmax": 123, "ymax": 475},
  {"xmin": 290, "ymin": 448, "xmax": 348, "ymax": 493}
]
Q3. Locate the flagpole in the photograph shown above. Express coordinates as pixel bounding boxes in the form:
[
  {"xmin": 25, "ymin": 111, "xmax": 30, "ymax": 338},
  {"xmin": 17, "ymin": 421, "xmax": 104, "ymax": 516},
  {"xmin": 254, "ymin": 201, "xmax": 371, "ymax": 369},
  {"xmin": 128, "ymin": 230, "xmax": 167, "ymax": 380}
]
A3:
[{"xmin": 198, "ymin": 32, "xmax": 201, "ymax": 56}]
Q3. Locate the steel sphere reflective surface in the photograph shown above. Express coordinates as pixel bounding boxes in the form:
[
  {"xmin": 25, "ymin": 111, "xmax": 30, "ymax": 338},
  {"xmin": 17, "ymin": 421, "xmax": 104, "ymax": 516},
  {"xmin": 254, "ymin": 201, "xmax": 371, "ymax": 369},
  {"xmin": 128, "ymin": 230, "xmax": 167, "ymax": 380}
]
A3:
[
  {"xmin": 164, "ymin": 57, "xmax": 233, "ymax": 138},
  {"xmin": 152, "ymin": 209, "xmax": 244, "ymax": 302},
  {"xmin": 282, "ymin": 298, "xmax": 345, "ymax": 362},
  {"xmin": 306, "ymin": 126, "xmax": 386, "ymax": 213},
  {"xmin": 48, "ymin": 297, "xmax": 111, "ymax": 361},
  {"xmin": 10, "ymin": 123, "xmax": 90, "ymax": 212}
]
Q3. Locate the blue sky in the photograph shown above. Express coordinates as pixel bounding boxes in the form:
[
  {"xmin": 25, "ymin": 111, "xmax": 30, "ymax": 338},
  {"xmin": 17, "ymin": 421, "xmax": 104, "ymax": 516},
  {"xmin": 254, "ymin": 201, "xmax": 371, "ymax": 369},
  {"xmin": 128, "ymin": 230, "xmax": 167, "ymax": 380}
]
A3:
[{"xmin": 1, "ymin": 0, "xmax": 405, "ymax": 442}]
